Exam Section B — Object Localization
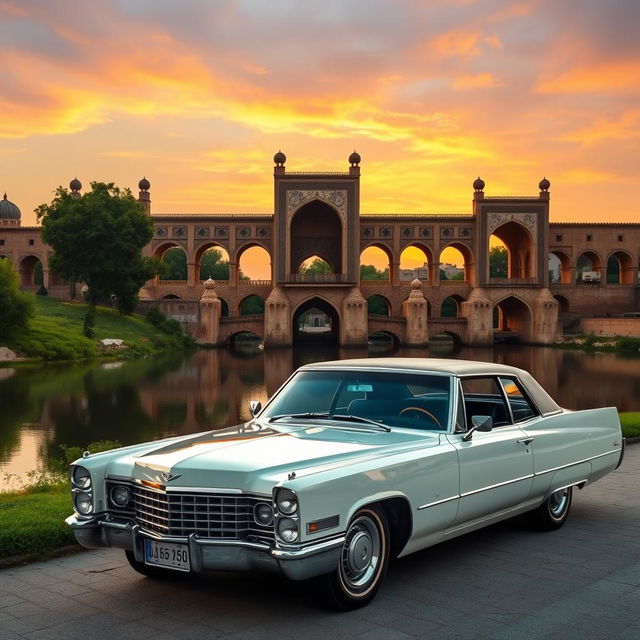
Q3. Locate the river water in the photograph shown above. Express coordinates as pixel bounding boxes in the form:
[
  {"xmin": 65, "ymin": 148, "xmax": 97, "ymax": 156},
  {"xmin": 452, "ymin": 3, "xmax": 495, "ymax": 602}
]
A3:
[{"xmin": 1, "ymin": 343, "xmax": 639, "ymax": 485}]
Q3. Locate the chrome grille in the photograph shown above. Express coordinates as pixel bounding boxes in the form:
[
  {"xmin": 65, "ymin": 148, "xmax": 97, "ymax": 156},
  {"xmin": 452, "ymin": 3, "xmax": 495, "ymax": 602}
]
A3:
[{"xmin": 131, "ymin": 485, "xmax": 274, "ymax": 542}]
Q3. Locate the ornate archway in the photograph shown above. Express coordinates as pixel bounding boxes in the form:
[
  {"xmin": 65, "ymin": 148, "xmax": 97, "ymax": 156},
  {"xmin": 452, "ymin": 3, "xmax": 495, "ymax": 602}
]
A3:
[{"xmin": 292, "ymin": 296, "xmax": 340, "ymax": 345}]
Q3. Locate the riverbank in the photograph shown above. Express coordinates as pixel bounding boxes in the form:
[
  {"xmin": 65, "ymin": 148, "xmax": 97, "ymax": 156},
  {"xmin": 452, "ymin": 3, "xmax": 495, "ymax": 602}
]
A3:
[
  {"xmin": 556, "ymin": 334, "xmax": 640, "ymax": 355},
  {"xmin": 1, "ymin": 296, "xmax": 194, "ymax": 362}
]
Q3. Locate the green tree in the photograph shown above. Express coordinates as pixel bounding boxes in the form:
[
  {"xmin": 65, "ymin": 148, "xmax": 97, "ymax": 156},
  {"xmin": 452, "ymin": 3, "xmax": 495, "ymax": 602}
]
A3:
[
  {"xmin": 360, "ymin": 264, "xmax": 389, "ymax": 280},
  {"xmin": 240, "ymin": 295, "xmax": 265, "ymax": 315},
  {"xmin": 0, "ymin": 259, "xmax": 35, "ymax": 341},
  {"xmin": 161, "ymin": 248, "xmax": 187, "ymax": 280},
  {"xmin": 300, "ymin": 258, "xmax": 333, "ymax": 274},
  {"xmin": 200, "ymin": 249, "xmax": 230, "ymax": 280},
  {"xmin": 489, "ymin": 246, "xmax": 508, "ymax": 278},
  {"xmin": 367, "ymin": 294, "xmax": 389, "ymax": 315},
  {"xmin": 36, "ymin": 182, "xmax": 155, "ymax": 336}
]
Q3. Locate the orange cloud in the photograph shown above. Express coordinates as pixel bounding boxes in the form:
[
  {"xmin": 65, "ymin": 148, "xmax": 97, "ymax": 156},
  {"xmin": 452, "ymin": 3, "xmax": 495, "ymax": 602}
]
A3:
[
  {"xmin": 536, "ymin": 59, "xmax": 640, "ymax": 94},
  {"xmin": 561, "ymin": 109, "xmax": 640, "ymax": 144},
  {"xmin": 451, "ymin": 72, "xmax": 503, "ymax": 90}
]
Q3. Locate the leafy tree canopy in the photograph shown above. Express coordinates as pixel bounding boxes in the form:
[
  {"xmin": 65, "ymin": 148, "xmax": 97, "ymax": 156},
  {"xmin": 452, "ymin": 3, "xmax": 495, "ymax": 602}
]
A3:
[
  {"xmin": 489, "ymin": 246, "xmax": 508, "ymax": 278},
  {"xmin": 360, "ymin": 264, "xmax": 389, "ymax": 281},
  {"xmin": 36, "ymin": 182, "xmax": 156, "ymax": 334},
  {"xmin": 300, "ymin": 257, "xmax": 333, "ymax": 274},
  {"xmin": 0, "ymin": 259, "xmax": 35, "ymax": 341}
]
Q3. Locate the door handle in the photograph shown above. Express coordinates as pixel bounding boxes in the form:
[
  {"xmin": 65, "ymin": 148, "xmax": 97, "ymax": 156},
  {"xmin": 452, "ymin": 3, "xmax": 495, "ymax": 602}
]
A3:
[{"xmin": 517, "ymin": 437, "xmax": 534, "ymax": 445}]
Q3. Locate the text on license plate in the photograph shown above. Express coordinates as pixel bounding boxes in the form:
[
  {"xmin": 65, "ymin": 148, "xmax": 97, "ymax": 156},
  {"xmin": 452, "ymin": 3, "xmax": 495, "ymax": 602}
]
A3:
[{"xmin": 144, "ymin": 539, "xmax": 190, "ymax": 571}]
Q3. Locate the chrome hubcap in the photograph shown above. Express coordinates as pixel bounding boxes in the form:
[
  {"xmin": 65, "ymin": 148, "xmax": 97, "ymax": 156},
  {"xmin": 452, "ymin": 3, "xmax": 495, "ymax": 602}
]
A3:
[
  {"xmin": 340, "ymin": 515, "xmax": 381, "ymax": 590},
  {"xmin": 549, "ymin": 488, "xmax": 569, "ymax": 518}
]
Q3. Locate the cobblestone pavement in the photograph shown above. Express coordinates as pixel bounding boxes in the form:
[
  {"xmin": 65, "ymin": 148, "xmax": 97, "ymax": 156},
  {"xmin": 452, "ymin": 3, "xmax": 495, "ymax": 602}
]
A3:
[{"xmin": 1, "ymin": 446, "xmax": 639, "ymax": 640}]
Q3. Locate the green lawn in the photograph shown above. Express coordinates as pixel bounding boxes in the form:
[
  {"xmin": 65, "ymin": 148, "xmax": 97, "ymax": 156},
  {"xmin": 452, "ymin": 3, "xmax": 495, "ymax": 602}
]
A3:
[
  {"xmin": 7, "ymin": 296, "xmax": 192, "ymax": 360},
  {"xmin": 619, "ymin": 412, "xmax": 640, "ymax": 438}
]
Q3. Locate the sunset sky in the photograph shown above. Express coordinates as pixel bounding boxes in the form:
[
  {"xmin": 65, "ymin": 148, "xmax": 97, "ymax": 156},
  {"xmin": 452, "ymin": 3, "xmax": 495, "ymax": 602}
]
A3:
[{"xmin": 1, "ymin": 0, "xmax": 638, "ymax": 229}]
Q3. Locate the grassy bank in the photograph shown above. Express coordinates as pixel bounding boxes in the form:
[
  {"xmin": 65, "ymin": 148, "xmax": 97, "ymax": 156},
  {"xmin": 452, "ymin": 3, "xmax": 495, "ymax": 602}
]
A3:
[
  {"xmin": 557, "ymin": 334, "xmax": 640, "ymax": 355},
  {"xmin": 1, "ymin": 416, "xmax": 639, "ymax": 564},
  {"xmin": 5, "ymin": 296, "xmax": 194, "ymax": 361}
]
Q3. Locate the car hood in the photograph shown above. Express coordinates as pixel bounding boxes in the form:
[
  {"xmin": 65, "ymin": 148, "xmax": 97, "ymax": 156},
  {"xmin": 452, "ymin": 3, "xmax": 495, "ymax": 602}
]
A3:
[{"xmin": 107, "ymin": 422, "xmax": 440, "ymax": 495}]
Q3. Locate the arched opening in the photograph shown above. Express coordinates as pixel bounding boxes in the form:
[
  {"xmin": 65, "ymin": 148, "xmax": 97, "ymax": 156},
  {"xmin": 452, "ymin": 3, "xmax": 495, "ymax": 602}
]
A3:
[
  {"xmin": 157, "ymin": 246, "xmax": 187, "ymax": 281},
  {"xmin": 293, "ymin": 297, "xmax": 340, "ymax": 345},
  {"xmin": 162, "ymin": 294, "xmax": 181, "ymax": 300},
  {"xmin": 576, "ymin": 251, "xmax": 602, "ymax": 283},
  {"xmin": 440, "ymin": 295, "xmax": 464, "ymax": 318},
  {"xmin": 367, "ymin": 294, "xmax": 391, "ymax": 316},
  {"xmin": 606, "ymin": 251, "xmax": 634, "ymax": 284},
  {"xmin": 548, "ymin": 251, "xmax": 571, "ymax": 284},
  {"xmin": 554, "ymin": 295, "xmax": 570, "ymax": 313},
  {"xmin": 360, "ymin": 245, "xmax": 391, "ymax": 282},
  {"xmin": 494, "ymin": 296, "xmax": 532, "ymax": 342},
  {"xmin": 400, "ymin": 244, "xmax": 432, "ymax": 282},
  {"xmin": 228, "ymin": 332, "xmax": 263, "ymax": 354},
  {"xmin": 489, "ymin": 222, "xmax": 535, "ymax": 282},
  {"xmin": 439, "ymin": 244, "xmax": 471, "ymax": 281},
  {"xmin": 220, "ymin": 298, "xmax": 229, "ymax": 317},
  {"xmin": 299, "ymin": 255, "xmax": 334, "ymax": 277},
  {"xmin": 199, "ymin": 246, "xmax": 230, "ymax": 282},
  {"xmin": 429, "ymin": 330, "xmax": 462, "ymax": 351},
  {"xmin": 368, "ymin": 331, "xmax": 399, "ymax": 353},
  {"xmin": 237, "ymin": 244, "xmax": 272, "ymax": 282},
  {"xmin": 240, "ymin": 295, "xmax": 265, "ymax": 316},
  {"xmin": 290, "ymin": 201, "xmax": 342, "ymax": 280},
  {"xmin": 19, "ymin": 255, "xmax": 43, "ymax": 287},
  {"xmin": 488, "ymin": 237, "xmax": 508, "ymax": 278}
]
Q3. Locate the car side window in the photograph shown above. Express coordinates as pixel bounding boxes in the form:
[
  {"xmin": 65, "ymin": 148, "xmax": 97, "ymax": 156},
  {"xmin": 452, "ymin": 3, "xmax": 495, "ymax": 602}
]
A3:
[
  {"xmin": 460, "ymin": 376, "xmax": 511, "ymax": 428},
  {"xmin": 498, "ymin": 377, "xmax": 538, "ymax": 422}
]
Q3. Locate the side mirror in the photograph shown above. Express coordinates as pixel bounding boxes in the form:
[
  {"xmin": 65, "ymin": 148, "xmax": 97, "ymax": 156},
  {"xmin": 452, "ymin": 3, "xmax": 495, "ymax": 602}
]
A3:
[
  {"xmin": 249, "ymin": 400, "xmax": 262, "ymax": 418},
  {"xmin": 462, "ymin": 415, "xmax": 493, "ymax": 442}
]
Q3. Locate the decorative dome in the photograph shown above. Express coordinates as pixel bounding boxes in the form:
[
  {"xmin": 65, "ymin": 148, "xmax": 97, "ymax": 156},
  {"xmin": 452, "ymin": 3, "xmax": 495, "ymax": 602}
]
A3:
[
  {"xmin": 0, "ymin": 193, "xmax": 21, "ymax": 220},
  {"xmin": 69, "ymin": 177, "xmax": 82, "ymax": 192},
  {"xmin": 539, "ymin": 177, "xmax": 550, "ymax": 191},
  {"xmin": 139, "ymin": 177, "xmax": 150, "ymax": 191},
  {"xmin": 410, "ymin": 278, "xmax": 422, "ymax": 289},
  {"xmin": 349, "ymin": 150, "xmax": 361, "ymax": 166},
  {"xmin": 473, "ymin": 176, "xmax": 485, "ymax": 191},
  {"xmin": 273, "ymin": 150, "xmax": 286, "ymax": 166}
]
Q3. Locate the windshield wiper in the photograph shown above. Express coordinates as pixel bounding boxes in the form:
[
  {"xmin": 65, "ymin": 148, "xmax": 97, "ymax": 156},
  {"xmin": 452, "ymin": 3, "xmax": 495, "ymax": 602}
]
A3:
[
  {"xmin": 329, "ymin": 414, "xmax": 391, "ymax": 432},
  {"xmin": 269, "ymin": 412, "xmax": 330, "ymax": 422}
]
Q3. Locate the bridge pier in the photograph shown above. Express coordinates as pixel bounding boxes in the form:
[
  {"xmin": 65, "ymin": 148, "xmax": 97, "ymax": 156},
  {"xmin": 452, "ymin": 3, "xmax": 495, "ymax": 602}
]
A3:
[{"xmin": 460, "ymin": 288, "xmax": 493, "ymax": 346}]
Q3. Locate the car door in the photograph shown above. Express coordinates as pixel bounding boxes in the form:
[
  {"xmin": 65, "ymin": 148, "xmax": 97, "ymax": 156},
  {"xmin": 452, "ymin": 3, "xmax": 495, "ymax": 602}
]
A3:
[{"xmin": 447, "ymin": 376, "xmax": 534, "ymax": 526}]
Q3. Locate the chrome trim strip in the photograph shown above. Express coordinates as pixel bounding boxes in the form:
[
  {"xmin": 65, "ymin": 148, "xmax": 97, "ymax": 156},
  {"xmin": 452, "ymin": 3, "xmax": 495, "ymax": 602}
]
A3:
[
  {"xmin": 164, "ymin": 486, "xmax": 245, "ymax": 494},
  {"xmin": 460, "ymin": 474, "xmax": 534, "ymax": 498},
  {"xmin": 417, "ymin": 495, "xmax": 459, "ymax": 511},
  {"xmin": 534, "ymin": 449, "xmax": 619, "ymax": 477},
  {"xmin": 271, "ymin": 536, "xmax": 345, "ymax": 560}
]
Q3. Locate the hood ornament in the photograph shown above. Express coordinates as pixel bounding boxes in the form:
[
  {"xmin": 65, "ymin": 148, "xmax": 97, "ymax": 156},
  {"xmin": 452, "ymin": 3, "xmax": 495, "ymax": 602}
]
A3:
[{"xmin": 162, "ymin": 472, "xmax": 182, "ymax": 483}]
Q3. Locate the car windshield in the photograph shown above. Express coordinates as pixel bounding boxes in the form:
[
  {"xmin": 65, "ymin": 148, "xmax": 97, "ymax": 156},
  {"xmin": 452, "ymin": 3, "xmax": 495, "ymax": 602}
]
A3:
[{"xmin": 261, "ymin": 370, "xmax": 451, "ymax": 431}]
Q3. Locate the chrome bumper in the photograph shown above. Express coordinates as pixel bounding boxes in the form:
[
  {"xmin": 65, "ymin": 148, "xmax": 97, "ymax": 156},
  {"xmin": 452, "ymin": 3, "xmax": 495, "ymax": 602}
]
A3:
[{"xmin": 66, "ymin": 514, "xmax": 343, "ymax": 581}]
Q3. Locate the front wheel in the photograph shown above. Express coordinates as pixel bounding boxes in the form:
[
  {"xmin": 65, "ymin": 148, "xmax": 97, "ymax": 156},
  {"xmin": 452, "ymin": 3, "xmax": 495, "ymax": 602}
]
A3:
[
  {"xmin": 528, "ymin": 486, "xmax": 573, "ymax": 531},
  {"xmin": 322, "ymin": 506, "xmax": 390, "ymax": 610}
]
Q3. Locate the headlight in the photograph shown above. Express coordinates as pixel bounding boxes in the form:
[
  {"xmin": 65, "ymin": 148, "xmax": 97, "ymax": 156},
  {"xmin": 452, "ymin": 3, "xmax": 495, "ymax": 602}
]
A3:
[
  {"xmin": 72, "ymin": 466, "xmax": 91, "ymax": 490},
  {"xmin": 254, "ymin": 502, "xmax": 274, "ymax": 526},
  {"xmin": 277, "ymin": 517, "xmax": 299, "ymax": 543},
  {"xmin": 276, "ymin": 488, "xmax": 298, "ymax": 515},
  {"xmin": 110, "ymin": 485, "xmax": 131, "ymax": 508},
  {"xmin": 74, "ymin": 492, "xmax": 93, "ymax": 515}
]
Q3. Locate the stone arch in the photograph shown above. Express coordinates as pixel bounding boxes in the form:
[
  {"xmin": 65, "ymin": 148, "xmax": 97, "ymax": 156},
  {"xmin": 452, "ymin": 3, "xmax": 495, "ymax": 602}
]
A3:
[
  {"xmin": 235, "ymin": 242, "xmax": 272, "ymax": 282},
  {"xmin": 19, "ymin": 255, "xmax": 43, "ymax": 287},
  {"xmin": 292, "ymin": 296, "xmax": 340, "ymax": 345},
  {"xmin": 439, "ymin": 242, "xmax": 473, "ymax": 281},
  {"xmin": 196, "ymin": 243, "xmax": 230, "ymax": 282},
  {"xmin": 554, "ymin": 295, "xmax": 570, "ymax": 313},
  {"xmin": 368, "ymin": 330, "xmax": 400, "ymax": 349},
  {"xmin": 227, "ymin": 332, "xmax": 263, "ymax": 350},
  {"xmin": 575, "ymin": 250, "xmax": 603, "ymax": 283},
  {"xmin": 440, "ymin": 294, "xmax": 465, "ymax": 318},
  {"xmin": 155, "ymin": 243, "xmax": 187, "ymax": 281},
  {"xmin": 548, "ymin": 250, "xmax": 572, "ymax": 284},
  {"xmin": 400, "ymin": 243, "xmax": 434, "ymax": 282},
  {"xmin": 360, "ymin": 243, "xmax": 391, "ymax": 282},
  {"xmin": 290, "ymin": 200, "xmax": 343, "ymax": 275},
  {"xmin": 162, "ymin": 294, "xmax": 181, "ymax": 300},
  {"xmin": 239, "ymin": 294, "xmax": 265, "ymax": 315},
  {"xmin": 366, "ymin": 293, "xmax": 391, "ymax": 316},
  {"xmin": 606, "ymin": 250, "xmax": 635, "ymax": 284},
  {"xmin": 493, "ymin": 295, "xmax": 532, "ymax": 342},
  {"xmin": 431, "ymin": 330, "xmax": 463, "ymax": 346},
  {"xmin": 490, "ymin": 221, "xmax": 535, "ymax": 280},
  {"xmin": 219, "ymin": 297, "xmax": 229, "ymax": 317}
]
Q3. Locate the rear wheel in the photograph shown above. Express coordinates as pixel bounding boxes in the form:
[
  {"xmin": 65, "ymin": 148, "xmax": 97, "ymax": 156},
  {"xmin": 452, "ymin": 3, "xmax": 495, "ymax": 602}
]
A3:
[
  {"xmin": 528, "ymin": 486, "xmax": 573, "ymax": 530},
  {"xmin": 322, "ymin": 506, "xmax": 390, "ymax": 610},
  {"xmin": 124, "ymin": 550, "xmax": 185, "ymax": 579}
]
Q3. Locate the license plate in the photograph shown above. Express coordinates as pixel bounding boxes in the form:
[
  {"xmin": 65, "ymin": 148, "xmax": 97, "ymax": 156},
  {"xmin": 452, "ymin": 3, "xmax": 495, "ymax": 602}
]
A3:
[{"xmin": 144, "ymin": 539, "xmax": 190, "ymax": 571}]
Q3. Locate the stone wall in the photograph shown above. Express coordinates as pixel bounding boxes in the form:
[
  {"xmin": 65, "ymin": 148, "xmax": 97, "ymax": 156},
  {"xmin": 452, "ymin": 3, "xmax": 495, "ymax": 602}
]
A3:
[{"xmin": 580, "ymin": 317, "xmax": 640, "ymax": 337}]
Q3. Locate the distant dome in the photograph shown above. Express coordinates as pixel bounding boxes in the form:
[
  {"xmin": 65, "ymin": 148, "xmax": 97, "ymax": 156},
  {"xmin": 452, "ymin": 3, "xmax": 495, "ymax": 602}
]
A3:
[
  {"xmin": 273, "ymin": 150, "xmax": 286, "ymax": 165},
  {"xmin": 349, "ymin": 150, "xmax": 361, "ymax": 166},
  {"xmin": 0, "ymin": 194, "xmax": 21, "ymax": 220},
  {"xmin": 69, "ymin": 177, "xmax": 82, "ymax": 192},
  {"xmin": 539, "ymin": 177, "xmax": 550, "ymax": 191},
  {"xmin": 139, "ymin": 177, "xmax": 150, "ymax": 191},
  {"xmin": 473, "ymin": 176, "xmax": 485, "ymax": 191}
]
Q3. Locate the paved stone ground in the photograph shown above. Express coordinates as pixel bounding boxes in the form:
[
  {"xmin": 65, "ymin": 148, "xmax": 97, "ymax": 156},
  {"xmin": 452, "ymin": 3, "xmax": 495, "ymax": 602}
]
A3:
[{"xmin": 1, "ymin": 446, "xmax": 639, "ymax": 640}]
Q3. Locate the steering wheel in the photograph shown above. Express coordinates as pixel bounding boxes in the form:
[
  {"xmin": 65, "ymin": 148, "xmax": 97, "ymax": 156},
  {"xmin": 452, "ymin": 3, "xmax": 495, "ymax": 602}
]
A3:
[{"xmin": 399, "ymin": 406, "xmax": 441, "ymax": 428}]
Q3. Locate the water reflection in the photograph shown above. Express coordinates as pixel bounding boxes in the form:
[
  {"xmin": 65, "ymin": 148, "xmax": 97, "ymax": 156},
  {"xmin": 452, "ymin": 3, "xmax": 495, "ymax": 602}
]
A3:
[{"xmin": 1, "ymin": 343, "xmax": 639, "ymax": 480}]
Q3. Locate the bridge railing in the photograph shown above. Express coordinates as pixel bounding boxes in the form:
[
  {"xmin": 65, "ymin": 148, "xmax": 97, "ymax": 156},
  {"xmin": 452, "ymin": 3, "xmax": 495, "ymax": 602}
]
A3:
[
  {"xmin": 488, "ymin": 277, "xmax": 538, "ymax": 286},
  {"xmin": 220, "ymin": 315, "xmax": 264, "ymax": 323}
]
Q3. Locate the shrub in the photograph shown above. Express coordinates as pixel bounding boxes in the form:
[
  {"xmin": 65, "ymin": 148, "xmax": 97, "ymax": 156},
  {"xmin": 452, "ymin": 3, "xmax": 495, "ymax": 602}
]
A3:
[
  {"xmin": 145, "ymin": 307, "xmax": 166, "ymax": 327},
  {"xmin": 615, "ymin": 337, "xmax": 640, "ymax": 353},
  {"xmin": 0, "ymin": 259, "xmax": 35, "ymax": 341}
]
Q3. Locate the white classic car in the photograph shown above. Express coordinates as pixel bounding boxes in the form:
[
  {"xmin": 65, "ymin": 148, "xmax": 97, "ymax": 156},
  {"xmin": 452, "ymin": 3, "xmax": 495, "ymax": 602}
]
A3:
[{"xmin": 67, "ymin": 358, "xmax": 625, "ymax": 609}]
